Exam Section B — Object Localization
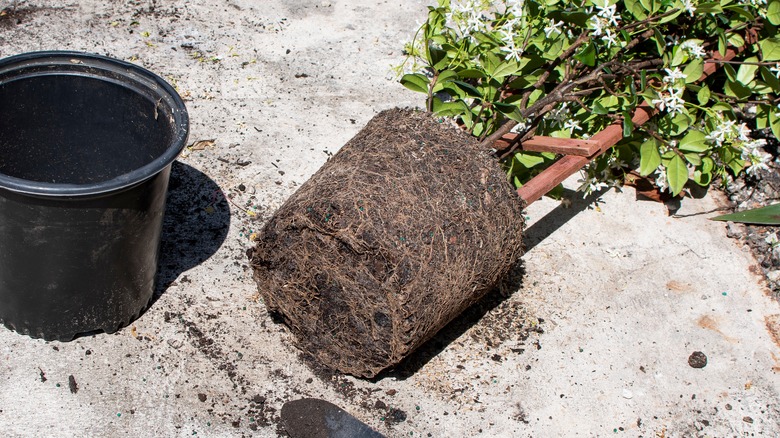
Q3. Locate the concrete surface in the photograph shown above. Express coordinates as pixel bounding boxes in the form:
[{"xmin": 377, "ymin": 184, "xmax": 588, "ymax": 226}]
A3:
[{"xmin": 0, "ymin": 1, "xmax": 778, "ymax": 436}]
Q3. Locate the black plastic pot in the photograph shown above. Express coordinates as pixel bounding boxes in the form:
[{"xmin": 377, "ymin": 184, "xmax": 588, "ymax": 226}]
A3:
[{"xmin": 0, "ymin": 51, "xmax": 189, "ymax": 341}]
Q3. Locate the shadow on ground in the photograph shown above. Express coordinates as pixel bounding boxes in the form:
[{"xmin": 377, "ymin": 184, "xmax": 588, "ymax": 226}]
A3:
[
  {"xmin": 523, "ymin": 188, "xmax": 606, "ymax": 253},
  {"xmin": 155, "ymin": 160, "xmax": 231, "ymax": 298}
]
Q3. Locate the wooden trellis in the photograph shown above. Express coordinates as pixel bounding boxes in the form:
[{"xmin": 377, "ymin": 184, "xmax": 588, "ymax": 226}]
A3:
[{"xmin": 495, "ymin": 46, "xmax": 742, "ymax": 205}]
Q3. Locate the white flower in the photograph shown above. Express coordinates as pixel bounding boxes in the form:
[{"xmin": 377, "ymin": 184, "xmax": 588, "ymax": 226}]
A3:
[
  {"xmin": 651, "ymin": 87, "xmax": 685, "ymax": 115},
  {"xmin": 681, "ymin": 0, "xmax": 697, "ymax": 15},
  {"xmin": 736, "ymin": 123, "xmax": 752, "ymax": 142},
  {"xmin": 745, "ymin": 151, "xmax": 771, "ymax": 176},
  {"xmin": 506, "ymin": 0, "xmax": 525, "ymax": 17},
  {"xmin": 502, "ymin": 38, "xmax": 524, "ymax": 62},
  {"xmin": 544, "ymin": 19, "xmax": 564, "ymax": 38},
  {"xmin": 663, "ymin": 67, "xmax": 687, "ymax": 83},
  {"xmin": 771, "ymin": 63, "xmax": 780, "ymax": 80},
  {"xmin": 654, "ymin": 165, "xmax": 669, "ymax": 192},
  {"xmin": 601, "ymin": 28, "xmax": 619, "ymax": 48},
  {"xmin": 547, "ymin": 102, "xmax": 571, "ymax": 127},
  {"xmin": 766, "ymin": 232, "xmax": 779, "ymax": 248},
  {"xmin": 577, "ymin": 171, "xmax": 609, "ymax": 196},
  {"xmin": 510, "ymin": 119, "xmax": 529, "ymax": 133},
  {"xmin": 563, "ymin": 118, "xmax": 582, "ymax": 133},
  {"xmin": 680, "ymin": 40, "xmax": 706, "ymax": 59},
  {"xmin": 588, "ymin": 14, "xmax": 604, "ymax": 36},
  {"xmin": 741, "ymin": 138, "xmax": 768, "ymax": 160},
  {"xmin": 594, "ymin": 0, "xmax": 620, "ymax": 27}
]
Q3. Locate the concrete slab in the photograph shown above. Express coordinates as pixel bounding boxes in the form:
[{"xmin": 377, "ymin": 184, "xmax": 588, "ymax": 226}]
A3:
[{"xmin": 0, "ymin": 1, "xmax": 778, "ymax": 436}]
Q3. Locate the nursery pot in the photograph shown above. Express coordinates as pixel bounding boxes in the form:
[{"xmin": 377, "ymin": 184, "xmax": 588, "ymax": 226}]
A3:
[{"xmin": 0, "ymin": 51, "xmax": 189, "ymax": 341}]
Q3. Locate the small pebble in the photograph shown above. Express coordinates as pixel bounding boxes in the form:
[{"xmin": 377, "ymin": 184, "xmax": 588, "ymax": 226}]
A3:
[
  {"xmin": 688, "ymin": 351, "xmax": 708, "ymax": 368},
  {"xmin": 622, "ymin": 389, "xmax": 633, "ymax": 399}
]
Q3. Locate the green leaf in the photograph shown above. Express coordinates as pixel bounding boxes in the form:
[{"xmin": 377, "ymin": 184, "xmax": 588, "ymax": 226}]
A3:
[
  {"xmin": 453, "ymin": 81, "xmax": 483, "ymax": 98},
  {"xmin": 493, "ymin": 102, "xmax": 520, "ymax": 116},
  {"xmin": 515, "ymin": 151, "xmax": 546, "ymax": 168},
  {"xmin": 711, "ymin": 203, "xmax": 780, "ymax": 225},
  {"xmin": 727, "ymin": 32, "xmax": 745, "ymax": 49},
  {"xmin": 400, "ymin": 73, "xmax": 429, "ymax": 94},
  {"xmin": 724, "ymin": 80, "xmax": 752, "ymax": 100},
  {"xmin": 658, "ymin": 111, "xmax": 692, "ymax": 136},
  {"xmin": 765, "ymin": 67, "xmax": 780, "ymax": 93},
  {"xmin": 697, "ymin": 85, "xmax": 711, "ymax": 105},
  {"xmin": 736, "ymin": 57, "xmax": 759, "ymax": 86},
  {"xmin": 640, "ymin": 0, "xmax": 659, "ymax": 13},
  {"xmin": 653, "ymin": 28, "xmax": 666, "ymax": 55},
  {"xmin": 679, "ymin": 130, "xmax": 709, "ymax": 152},
  {"xmin": 623, "ymin": 111, "xmax": 634, "ymax": 137},
  {"xmin": 683, "ymin": 59, "xmax": 704, "ymax": 83},
  {"xmin": 696, "ymin": 2, "xmax": 723, "ymax": 14},
  {"xmin": 667, "ymin": 155, "xmax": 689, "ymax": 196},
  {"xmin": 639, "ymin": 139, "xmax": 661, "ymax": 176},
  {"xmin": 436, "ymin": 70, "xmax": 458, "ymax": 84},
  {"xmin": 625, "ymin": 0, "xmax": 648, "ymax": 19},
  {"xmin": 431, "ymin": 99, "xmax": 468, "ymax": 117},
  {"xmin": 760, "ymin": 38, "xmax": 780, "ymax": 62},
  {"xmin": 724, "ymin": 5, "xmax": 756, "ymax": 21},
  {"xmin": 592, "ymin": 100, "xmax": 609, "ymax": 115},
  {"xmin": 428, "ymin": 46, "xmax": 449, "ymax": 70},
  {"xmin": 702, "ymin": 156, "xmax": 715, "ymax": 174},
  {"xmin": 659, "ymin": 8, "xmax": 682, "ymax": 23},
  {"xmin": 767, "ymin": 0, "xmax": 780, "ymax": 25},
  {"xmin": 770, "ymin": 110, "xmax": 780, "ymax": 139},
  {"xmin": 684, "ymin": 152, "xmax": 702, "ymax": 166},
  {"xmin": 457, "ymin": 69, "xmax": 487, "ymax": 79},
  {"xmin": 574, "ymin": 43, "xmax": 597, "ymax": 67},
  {"xmin": 723, "ymin": 63, "xmax": 738, "ymax": 82},
  {"xmin": 491, "ymin": 61, "xmax": 520, "ymax": 79},
  {"xmin": 671, "ymin": 46, "xmax": 688, "ymax": 67}
]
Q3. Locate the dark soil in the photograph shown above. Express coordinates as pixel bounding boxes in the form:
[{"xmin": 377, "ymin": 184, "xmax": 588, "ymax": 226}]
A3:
[
  {"xmin": 250, "ymin": 108, "xmax": 526, "ymax": 378},
  {"xmin": 721, "ymin": 153, "xmax": 780, "ymax": 301}
]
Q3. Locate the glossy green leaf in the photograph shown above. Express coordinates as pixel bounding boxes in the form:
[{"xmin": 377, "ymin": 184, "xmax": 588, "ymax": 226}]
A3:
[
  {"xmin": 697, "ymin": 85, "xmax": 711, "ymax": 105},
  {"xmin": 625, "ymin": 0, "xmax": 648, "ymax": 19},
  {"xmin": 762, "ymin": 67, "xmax": 780, "ymax": 92},
  {"xmin": 684, "ymin": 152, "xmax": 702, "ymax": 166},
  {"xmin": 457, "ymin": 69, "xmax": 487, "ymax": 79},
  {"xmin": 760, "ymin": 38, "xmax": 780, "ymax": 62},
  {"xmin": 491, "ymin": 61, "xmax": 520, "ymax": 79},
  {"xmin": 667, "ymin": 154, "xmax": 689, "ymax": 196},
  {"xmin": 767, "ymin": 0, "xmax": 780, "ymax": 25},
  {"xmin": 771, "ymin": 110, "xmax": 780, "ymax": 140},
  {"xmin": 711, "ymin": 203, "xmax": 780, "ymax": 225},
  {"xmin": 432, "ymin": 99, "xmax": 468, "ymax": 117},
  {"xmin": 592, "ymin": 100, "xmax": 609, "ymax": 115},
  {"xmin": 679, "ymin": 130, "xmax": 709, "ymax": 152},
  {"xmin": 400, "ymin": 73, "xmax": 429, "ymax": 93},
  {"xmin": 724, "ymin": 80, "xmax": 752, "ymax": 100},
  {"xmin": 453, "ymin": 80, "xmax": 483, "ymax": 98},
  {"xmin": 514, "ymin": 151, "xmax": 546, "ymax": 168},
  {"xmin": 623, "ymin": 111, "xmax": 634, "ymax": 137},
  {"xmin": 724, "ymin": 5, "xmax": 756, "ymax": 21},
  {"xmin": 736, "ymin": 57, "xmax": 759, "ymax": 86},
  {"xmin": 683, "ymin": 59, "xmax": 704, "ymax": 83},
  {"xmin": 723, "ymin": 63, "xmax": 738, "ymax": 82},
  {"xmin": 696, "ymin": 2, "xmax": 723, "ymax": 14},
  {"xmin": 574, "ymin": 43, "xmax": 597, "ymax": 67},
  {"xmin": 639, "ymin": 139, "xmax": 661, "ymax": 176}
]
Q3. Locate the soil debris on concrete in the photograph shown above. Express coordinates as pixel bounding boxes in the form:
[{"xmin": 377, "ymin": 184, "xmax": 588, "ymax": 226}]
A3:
[{"xmin": 0, "ymin": 0, "xmax": 777, "ymax": 436}]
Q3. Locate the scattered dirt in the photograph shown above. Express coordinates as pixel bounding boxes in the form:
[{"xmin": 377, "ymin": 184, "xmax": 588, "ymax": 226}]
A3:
[{"xmin": 721, "ymin": 136, "xmax": 780, "ymax": 300}]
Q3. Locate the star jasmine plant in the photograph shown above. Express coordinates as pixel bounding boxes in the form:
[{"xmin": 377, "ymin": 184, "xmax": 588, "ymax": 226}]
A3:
[{"xmin": 396, "ymin": 0, "xmax": 780, "ymax": 197}]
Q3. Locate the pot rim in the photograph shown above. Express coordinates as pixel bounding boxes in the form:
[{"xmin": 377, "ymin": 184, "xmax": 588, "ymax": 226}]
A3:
[{"xmin": 0, "ymin": 50, "xmax": 189, "ymax": 197}]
